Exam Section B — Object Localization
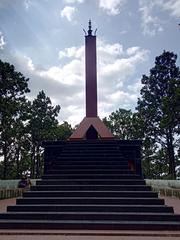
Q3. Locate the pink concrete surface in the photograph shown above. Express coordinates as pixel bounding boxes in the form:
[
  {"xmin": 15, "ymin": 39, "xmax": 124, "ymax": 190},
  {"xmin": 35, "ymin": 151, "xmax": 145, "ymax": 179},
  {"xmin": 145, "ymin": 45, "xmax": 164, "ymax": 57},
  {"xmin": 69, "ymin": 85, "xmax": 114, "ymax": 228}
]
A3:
[
  {"xmin": 160, "ymin": 196, "xmax": 180, "ymax": 214},
  {"xmin": 69, "ymin": 117, "xmax": 114, "ymax": 139},
  {"xmin": 0, "ymin": 232, "xmax": 180, "ymax": 240},
  {"xmin": 0, "ymin": 198, "xmax": 16, "ymax": 213}
]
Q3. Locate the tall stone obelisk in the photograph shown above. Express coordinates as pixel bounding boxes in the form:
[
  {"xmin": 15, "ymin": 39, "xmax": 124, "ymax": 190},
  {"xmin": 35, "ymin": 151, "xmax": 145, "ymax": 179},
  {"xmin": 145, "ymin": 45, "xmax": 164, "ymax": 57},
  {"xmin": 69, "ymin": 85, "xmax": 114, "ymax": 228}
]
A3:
[
  {"xmin": 85, "ymin": 20, "xmax": 97, "ymax": 118},
  {"xmin": 70, "ymin": 21, "xmax": 114, "ymax": 140}
]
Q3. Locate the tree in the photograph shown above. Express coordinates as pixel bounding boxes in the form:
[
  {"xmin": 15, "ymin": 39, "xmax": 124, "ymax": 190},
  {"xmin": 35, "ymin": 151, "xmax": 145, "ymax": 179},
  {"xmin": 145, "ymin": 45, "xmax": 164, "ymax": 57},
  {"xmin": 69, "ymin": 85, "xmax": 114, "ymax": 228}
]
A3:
[
  {"xmin": 0, "ymin": 60, "xmax": 30, "ymax": 179},
  {"xmin": 28, "ymin": 90, "xmax": 60, "ymax": 178},
  {"xmin": 103, "ymin": 108, "xmax": 142, "ymax": 139},
  {"xmin": 0, "ymin": 60, "xmax": 68, "ymax": 179},
  {"xmin": 55, "ymin": 121, "xmax": 73, "ymax": 140},
  {"xmin": 137, "ymin": 51, "xmax": 180, "ymax": 179}
]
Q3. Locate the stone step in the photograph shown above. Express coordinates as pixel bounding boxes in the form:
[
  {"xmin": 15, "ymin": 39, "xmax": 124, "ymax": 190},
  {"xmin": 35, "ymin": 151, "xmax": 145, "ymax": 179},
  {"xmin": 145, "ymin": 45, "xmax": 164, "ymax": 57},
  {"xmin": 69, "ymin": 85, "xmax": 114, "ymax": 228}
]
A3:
[
  {"xmin": 51, "ymin": 164, "xmax": 129, "ymax": 170},
  {"xmin": 61, "ymin": 151, "xmax": 124, "ymax": 156},
  {"xmin": 31, "ymin": 184, "xmax": 151, "ymax": 191},
  {"xmin": 53, "ymin": 157, "xmax": 128, "ymax": 163},
  {"xmin": 63, "ymin": 148, "xmax": 122, "ymax": 152},
  {"xmin": 65, "ymin": 143, "xmax": 121, "ymax": 147},
  {"xmin": 1, "ymin": 139, "xmax": 179, "ymax": 231},
  {"xmin": 58, "ymin": 155, "xmax": 125, "ymax": 159},
  {"xmin": 46, "ymin": 169, "xmax": 134, "ymax": 175},
  {"xmin": 23, "ymin": 190, "xmax": 158, "ymax": 198},
  {"xmin": 65, "ymin": 142, "xmax": 138, "ymax": 148},
  {"xmin": 52, "ymin": 160, "xmax": 128, "ymax": 165},
  {"xmin": 62, "ymin": 148, "xmax": 125, "ymax": 153},
  {"xmin": 66, "ymin": 139, "xmax": 140, "ymax": 144},
  {"xmin": 65, "ymin": 141, "xmax": 123, "ymax": 144},
  {"xmin": 60, "ymin": 151, "xmax": 124, "ymax": 156},
  {"xmin": 16, "ymin": 197, "xmax": 165, "ymax": 205},
  {"xmin": 42, "ymin": 174, "xmax": 141, "ymax": 180},
  {"xmin": 0, "ymin": 219, "xmax": 180, "ymax": 230},
  {"xmin": 7, "ymin": 204, "xmax": 174, "ymax": 213},
  {"xmin": 36, "ymin": 179, "xmax": 146, "ymax": 186},
  {"xmin": 1, "ymin": 212, "xmax": 180, "ymax": 221}
]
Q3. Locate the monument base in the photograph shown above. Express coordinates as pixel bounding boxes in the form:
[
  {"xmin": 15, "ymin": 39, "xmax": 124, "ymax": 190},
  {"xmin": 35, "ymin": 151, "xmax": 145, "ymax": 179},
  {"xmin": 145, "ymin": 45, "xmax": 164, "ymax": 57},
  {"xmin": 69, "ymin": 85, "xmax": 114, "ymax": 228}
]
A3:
[{"xmin": 69, "ymin": 117, "xmax": 114, "ymax": 140}]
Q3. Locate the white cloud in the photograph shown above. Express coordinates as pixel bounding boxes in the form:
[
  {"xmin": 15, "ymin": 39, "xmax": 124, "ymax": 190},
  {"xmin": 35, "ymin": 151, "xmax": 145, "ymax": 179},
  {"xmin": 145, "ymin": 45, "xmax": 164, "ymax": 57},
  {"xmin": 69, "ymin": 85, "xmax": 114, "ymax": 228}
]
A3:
[
  {"xmin": 99, "ymin": 0, "xmax": 126, "ymax": 15},
  {"xmin": 59, "ymin": 46, "xmax": 84, "ymax": 59},
  {"xmin": 64, "ymin": 0, "xmax": 84, "ymax": 3},
  {"xmin": 27, "ymin": 58, "xmax": 35, "ymax": 71},
  {"xmin": 126, "ymin": 47, "xmax": 140, "ymax": 56},
  {"xmin": 139, "ymin": 0, "xmax": 180, "ymax": 36},
  {"xmin": 139, "ymin": 0, "xmax": 163, "ymax": 36},
  {"xmin": 24, "ymin": 0, "xmax": 32, "ymax": 10},
  {"xmin": 98, "ymin": 41, "xmax": 124, "ymax": 58},
  {"xmin": 98, "ymin": 40, "xmax": 148, "ymax": 81},
  {"xmin": 109, "ymin": 90, "xmax": 137, "ymax": 104},
  {"xmin": 127, "ymin": 79, "xmax": 142, "ymax": 93},
  {"xmin": 99, "ymin": 89, "xmax": 138, "ymax": 118},
  {"xmin": 0, "ymin": 0, "xmax": 33, "ymax": 9},
  {"xmin": 160, "ymin": 0, "xmax": 180, "ymax": 17},
  {"xmin": 5, "ymin": 39, "xmax": 149, "ymax": 126},
  {"xmin": 39, "ymin": 59, "xmax": 83, "ymax": 86},
  {"xmin": 42, "ymin": 40, "xmax": 148, "ymax": 124},
  {"xmin": 0, "ymin": 32, "xmax": 6, "ymax": 49},
  {"xmin": 60, "ymin": 6, "xmax": 76, "ymax": 22}
]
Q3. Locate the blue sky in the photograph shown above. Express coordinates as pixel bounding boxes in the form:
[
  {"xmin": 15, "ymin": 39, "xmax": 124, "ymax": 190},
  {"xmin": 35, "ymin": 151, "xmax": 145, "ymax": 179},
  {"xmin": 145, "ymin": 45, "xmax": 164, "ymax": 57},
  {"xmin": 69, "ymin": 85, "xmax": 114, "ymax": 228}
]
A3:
[{"xmin": 0, "ymin": 0, "xmax": 180, "ymax": 126}]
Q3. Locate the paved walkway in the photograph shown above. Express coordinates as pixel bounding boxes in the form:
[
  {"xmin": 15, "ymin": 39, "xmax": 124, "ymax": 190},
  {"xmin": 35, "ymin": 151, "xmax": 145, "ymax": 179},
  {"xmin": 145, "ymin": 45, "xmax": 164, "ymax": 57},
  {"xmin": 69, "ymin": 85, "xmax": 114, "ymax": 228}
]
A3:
[
  {"xmin": 0, "ymin": 196, "xmax": 180, "ymax": 239},
  {"xmin": 0, "ymin": 231, "xmax": 180, "ymax": 240}
]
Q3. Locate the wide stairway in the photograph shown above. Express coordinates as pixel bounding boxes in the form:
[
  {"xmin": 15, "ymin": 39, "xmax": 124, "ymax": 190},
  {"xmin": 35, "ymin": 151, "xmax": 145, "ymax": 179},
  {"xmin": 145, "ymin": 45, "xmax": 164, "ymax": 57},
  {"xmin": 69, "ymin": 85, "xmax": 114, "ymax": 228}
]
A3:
[{"xmin": 0, "ymin": 140, "xmax": 180, "ymax": 230}]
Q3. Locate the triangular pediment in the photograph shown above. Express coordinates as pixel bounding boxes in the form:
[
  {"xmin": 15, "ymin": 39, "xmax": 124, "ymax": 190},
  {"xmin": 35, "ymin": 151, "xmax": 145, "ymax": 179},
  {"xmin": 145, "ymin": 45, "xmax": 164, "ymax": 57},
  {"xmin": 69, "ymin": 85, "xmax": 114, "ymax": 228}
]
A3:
[{"xmin": 69, "ymin": 117, "xmax": 114, "ymax": 140}]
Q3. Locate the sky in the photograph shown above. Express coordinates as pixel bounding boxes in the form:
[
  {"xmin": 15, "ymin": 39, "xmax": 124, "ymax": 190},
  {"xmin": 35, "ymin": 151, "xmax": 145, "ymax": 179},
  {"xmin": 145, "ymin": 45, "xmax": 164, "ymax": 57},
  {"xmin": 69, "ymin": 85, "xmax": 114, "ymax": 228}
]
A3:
[{"xmin": 0, "ymin": 0, "xmax": 180, "ymax": 126}]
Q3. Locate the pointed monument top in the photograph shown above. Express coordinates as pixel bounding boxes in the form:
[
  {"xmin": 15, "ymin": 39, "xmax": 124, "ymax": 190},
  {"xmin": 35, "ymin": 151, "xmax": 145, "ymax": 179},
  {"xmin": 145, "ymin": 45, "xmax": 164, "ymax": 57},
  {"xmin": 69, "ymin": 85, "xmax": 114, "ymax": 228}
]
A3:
[{"xmin": 88, "ymin": 19, "xmax": 92, "ymax": 36}]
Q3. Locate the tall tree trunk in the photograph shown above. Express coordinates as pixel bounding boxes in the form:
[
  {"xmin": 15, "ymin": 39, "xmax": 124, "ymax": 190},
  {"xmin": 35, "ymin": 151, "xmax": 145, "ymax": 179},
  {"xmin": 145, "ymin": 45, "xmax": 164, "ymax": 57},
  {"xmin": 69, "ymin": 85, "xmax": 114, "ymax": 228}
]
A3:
[
  {"xmin": 36, "ymin": 144, "xmax": 40, "ymax": 178},
  {"xmin": 16, "ymin": 146, "xmax": 20, "ymax": 179},
  {"xmin": 166, "ymin": 128, "xmax": 176, "ymax": 179},
  {"xmin": 3, "ymin": 141, "xmax": 8, "ymax": 179},
  {"xmin": 31, "ymin": 145, "xmax": 36, "ymax": 178}
]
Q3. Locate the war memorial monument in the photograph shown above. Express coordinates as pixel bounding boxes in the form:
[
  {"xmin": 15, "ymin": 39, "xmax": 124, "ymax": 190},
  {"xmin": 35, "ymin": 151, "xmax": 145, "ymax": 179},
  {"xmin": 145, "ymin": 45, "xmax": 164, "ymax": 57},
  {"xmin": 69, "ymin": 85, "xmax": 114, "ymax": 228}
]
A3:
[{"xmin": 0, "ymin": 21, "xmax": 180, "ymax": 230}]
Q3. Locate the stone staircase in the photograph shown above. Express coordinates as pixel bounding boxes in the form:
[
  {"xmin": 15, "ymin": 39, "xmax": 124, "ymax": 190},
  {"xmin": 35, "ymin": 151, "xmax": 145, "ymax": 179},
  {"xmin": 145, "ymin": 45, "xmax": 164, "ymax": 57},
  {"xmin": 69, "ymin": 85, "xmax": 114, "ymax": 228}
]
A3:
[{"xmin": 0, "ymin": 140, "xmax": 180, "ymax": 230}]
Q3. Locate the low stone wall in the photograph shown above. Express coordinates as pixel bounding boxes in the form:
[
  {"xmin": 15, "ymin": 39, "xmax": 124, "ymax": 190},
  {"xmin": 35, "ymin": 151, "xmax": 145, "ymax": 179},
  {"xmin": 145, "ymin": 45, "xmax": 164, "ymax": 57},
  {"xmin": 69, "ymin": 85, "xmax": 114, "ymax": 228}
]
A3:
[
  {"xmin": 0, "ymin": 179, "xmax": 38, "ymax": 200},
  {"xmin": 146, "ymin": 179, "xmax": 180, "ymax": 189},
  {"xmin": 0, "ymin": 188, "xmax": 25, "ymax": 200},
  {"xmin": 146, "ymin": 179, "xmax": 180, "ymax": 199},
  {"xmin": 0, "ymin": 179, "xmax": 37, "ymax": 189},
  {"xmin": 151, "ymin": 187, "xmax": 180, "ymax": 199}
]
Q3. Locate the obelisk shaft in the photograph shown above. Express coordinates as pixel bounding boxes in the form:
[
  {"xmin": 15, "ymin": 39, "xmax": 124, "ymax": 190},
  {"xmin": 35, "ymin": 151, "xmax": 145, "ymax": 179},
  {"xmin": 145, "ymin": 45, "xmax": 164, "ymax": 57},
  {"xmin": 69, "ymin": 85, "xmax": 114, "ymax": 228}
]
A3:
[
  {"xmin": 85, "ymin": 32, "xmax": 97, "ymax": 117},
  {"xmin": 69, "ymin": 20, "xmax": 114, "ymax": 140}
]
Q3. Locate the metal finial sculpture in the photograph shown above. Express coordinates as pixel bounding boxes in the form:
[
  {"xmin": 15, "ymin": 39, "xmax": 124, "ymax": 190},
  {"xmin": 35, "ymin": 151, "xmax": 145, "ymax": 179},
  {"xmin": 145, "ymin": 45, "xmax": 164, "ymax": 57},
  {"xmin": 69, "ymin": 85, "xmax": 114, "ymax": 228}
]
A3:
[
  {"xmin": 83, "ymin": 20, "xmax": 97, "ymax": 36},
  {"xmin": 88, "ymin": 19, "xmax": 92, "ymax": 36}
]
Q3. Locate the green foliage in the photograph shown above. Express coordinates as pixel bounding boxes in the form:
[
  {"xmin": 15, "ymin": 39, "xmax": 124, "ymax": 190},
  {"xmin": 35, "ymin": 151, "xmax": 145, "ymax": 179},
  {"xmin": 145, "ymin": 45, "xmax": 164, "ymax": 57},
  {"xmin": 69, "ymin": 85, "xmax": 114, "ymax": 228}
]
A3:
[
  {"xmin": 0, "ymin": 60, "xmax": 30, "ymax": 179},
  {"xmin": 1, "ymin": 51, "xmax": 179, "ymax": 180},
  {"xmin": 29, "ymin": 90, "xmax": 60, "ymax": 143},
  {"xmin": 56, "ymin": 121, "xmax": 73, "ymax": 140},
  {"xmin": 28, "ymin": 90, "xmax": 60, "ymax": 178},
  {"xmin": 137, "ymin": 51, "xmax": 180, "ymax": 179},
  {"xmin": 103, "ymin": 108, "xmax": 142, "ymax": 140},
  {"xmin": 103, "ymin": 51, "xmax": 179, "ymax": 179},
  {"xmin": 0, "ymin": 60, "xmax": 69, "ymax": 179},
  {"xmin": 142, "ymin": 147, "xmax": 169, "ymax": 179}
]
